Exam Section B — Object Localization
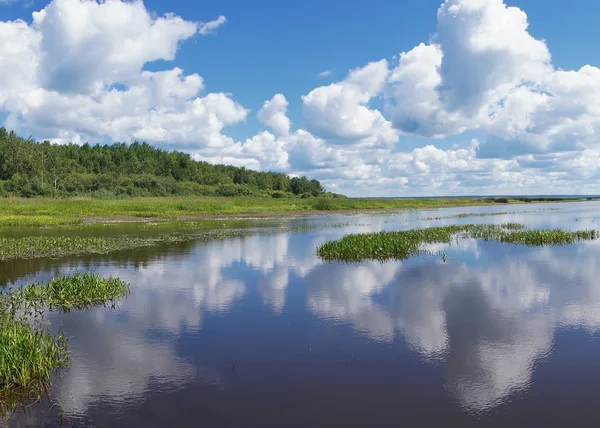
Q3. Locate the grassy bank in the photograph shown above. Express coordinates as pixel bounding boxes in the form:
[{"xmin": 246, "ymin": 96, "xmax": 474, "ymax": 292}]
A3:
[
  {"xmin": 317, "ymin": 224, "xmax": 599, "ymax": 262},
  {"xmin": 0, "ymin": 196, "xmax": 588, "ymax": 227}
]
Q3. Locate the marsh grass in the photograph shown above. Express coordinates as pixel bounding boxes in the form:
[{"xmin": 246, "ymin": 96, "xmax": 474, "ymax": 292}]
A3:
[
  {"xmin": 0, "ymin": 273, "xmax": 130, "ymax": 419},
  {"xmin": 13, "ymin": 273, "xmax": 130, "ymax": 312},
  {"xmin": 0, "ymin": 216, "xmax": 83, "ymax": 228},
  {"xmin": 0, "ymin": 225, "xmax": 361, "ymax": 262},
  {"xmin": 0, "ymin": 315, "xmax": 68, "ymax": 420},
  {"xmin": 0, "ymin": 234, "xmax": 196, "ymax": 262},
  {"xmin": 0, "ymin": 196, "xmax": 583, "ymax": 227},
  {"xmin": 317, "ymin": 224, "xmax": 598, "ymax": 262}
]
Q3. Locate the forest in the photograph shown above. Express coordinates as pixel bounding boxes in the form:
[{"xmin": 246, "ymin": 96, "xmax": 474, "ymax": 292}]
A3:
[{"xmin": 0, "ymin": 128, "xmax": 341, "ymax": 198}]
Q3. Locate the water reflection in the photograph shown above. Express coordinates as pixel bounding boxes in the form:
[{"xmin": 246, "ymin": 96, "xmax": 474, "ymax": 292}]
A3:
[
  {"xmin": 8, "ymin": 203, "xmax": 600, "ymax": 426},
  {"xmin": 307, "ymin": 238, "xmax": 600, "ymax": 413}
]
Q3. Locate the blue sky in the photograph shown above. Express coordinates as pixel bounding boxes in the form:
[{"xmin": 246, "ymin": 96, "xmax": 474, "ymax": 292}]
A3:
[{"xmin": 1, "ymin": 0, "xmax": 600, "ymax": 196}]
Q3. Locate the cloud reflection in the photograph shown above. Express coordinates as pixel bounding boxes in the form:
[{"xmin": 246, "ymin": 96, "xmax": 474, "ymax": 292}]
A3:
[
  {"xmin": 305, "ymin": 238, "xmax": 600, "ymax": 413},
  {"xmin": 14, "ymin": 214, "xmax": 600, "ymax": 420}
]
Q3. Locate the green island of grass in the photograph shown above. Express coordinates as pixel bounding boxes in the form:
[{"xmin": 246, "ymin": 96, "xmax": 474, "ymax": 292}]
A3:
[
  {"xmin": 316, "ymin": 224, "xmax": 599, "ymax": 262},
  {"xmin": 0, "ymin": 273, "xmax": 130, "ymax": 419}
]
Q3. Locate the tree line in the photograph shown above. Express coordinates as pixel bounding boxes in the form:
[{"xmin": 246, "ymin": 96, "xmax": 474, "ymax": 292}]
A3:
[{"xmin": 0, "ymin": 128, "xmax": 342, "ymax": 198}]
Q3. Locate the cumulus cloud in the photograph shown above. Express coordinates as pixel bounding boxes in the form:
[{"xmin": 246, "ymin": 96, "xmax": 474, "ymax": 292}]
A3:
[
  {"xmin": 387, "ymin": 0, "xmax": 600, "ymax": 166},
  {"xmin": 2, "ymin": 0, "xmax": 600, "ymax": 195},
  {"xmin": 257, "ymin": 94, "xmax": 291, "ymax": 137},
  {"xmin": 0, "ymin": 0, "xmax": 251, "ymax": 152},
  {"xmin": 198, "ymin": 15, "xmax": 227, "ymax": 36},
  {"xmin": 302, "ymin": 60, "xmax": 398, "ymax": 146}
]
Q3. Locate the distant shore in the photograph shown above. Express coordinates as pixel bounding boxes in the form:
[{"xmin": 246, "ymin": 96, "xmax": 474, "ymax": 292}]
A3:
[{"xmin": 0, "ymin": 196, "xmax": 594, "ymax": 227}]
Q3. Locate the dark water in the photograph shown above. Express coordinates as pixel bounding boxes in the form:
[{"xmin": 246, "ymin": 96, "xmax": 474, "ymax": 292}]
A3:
[{"xmin": 5, "ymin": 202, "xmax": 600, "ymax": 427}]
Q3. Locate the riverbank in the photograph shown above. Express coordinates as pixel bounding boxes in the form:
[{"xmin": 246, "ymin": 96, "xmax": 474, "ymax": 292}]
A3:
[{"xmin": 0, "ymin": 196, "xmax": 593, "ymax": 227}]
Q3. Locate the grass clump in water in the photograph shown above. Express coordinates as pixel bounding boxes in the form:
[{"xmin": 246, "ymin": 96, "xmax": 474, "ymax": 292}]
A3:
[
  {"xmin": 14, "ymin": 273, "xmax": 130, "ymax": 312},
  {"xmin": 0, "ymin": 273, "xmax": 130, "ymax": 419},
  {"xmin": 0, "ymin": 315, "xmax": 68, "ymax": 419},
  {"xmin": 317, "ymin": 223, "xmax": 598, "ymax": 262},
  {"xmin": 493, "ymin": 229, "xmax": 598, "ymax": 246}
]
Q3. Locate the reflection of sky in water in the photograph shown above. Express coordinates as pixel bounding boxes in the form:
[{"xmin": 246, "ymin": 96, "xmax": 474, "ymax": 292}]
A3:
[{"xmin": 8, "ymin": 201, "xmax": 600, "ymax": 425}]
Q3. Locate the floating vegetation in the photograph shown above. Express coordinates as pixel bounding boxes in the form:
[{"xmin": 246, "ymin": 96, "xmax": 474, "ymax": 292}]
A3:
[
  {"xmin": 0, "ymin": 235, "xmax": 195, "ymax": 262},
  {"xmin": 0, "ymin": 273, "xmax": 130, "ymax": 420},
  {"xmin": 0, "ymin": 228, "xmax": 274, "ymax": 262},
  {"xmin": 317, "ymin": 224, "xmax": 598, "ymax": 262},
  {"xmin": 0, "ymin": 221, "xmax": 379, "ymax": 262}
]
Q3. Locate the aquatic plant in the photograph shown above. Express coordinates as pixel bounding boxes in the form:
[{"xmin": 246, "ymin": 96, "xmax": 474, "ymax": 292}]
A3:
[
  {"xmin": 0, "ymin": 232, "xmax": 235, "ymax": 262},
  {"xmin": 12, "ymin": 273, "xmax": 130, "ymax": 312},
  {"xmin": 0, "ymin": 235, "xmax": 193, "ymax": 262},
  {"xmin": 0, "ymin": 314, "xmax": 68, "ymax": 419},
  {"xmin": 0, "ymin": 273, "xmax": 130, "ymax": 419},
  {"xmin": 316, "ymin": 224, "xmax": 598, "ymax": 262}
]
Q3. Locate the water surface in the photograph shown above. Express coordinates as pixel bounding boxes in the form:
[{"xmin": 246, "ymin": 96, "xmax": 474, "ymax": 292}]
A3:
[{"xmin": 5, "ymin": 201, "xmax": 600, "ymax": 427}]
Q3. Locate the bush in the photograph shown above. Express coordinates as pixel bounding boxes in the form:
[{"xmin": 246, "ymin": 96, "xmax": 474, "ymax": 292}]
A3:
[
  {"xmin": 0, "ymin": 181, "xmax": 8, "ymax": 197},
  {"xmin": 216, "ymin": 183, "xmax": 255, "ymax": 197},
  {"xmin": 313, "ymin": 199, "xmax": 335, "ymax": 210}
]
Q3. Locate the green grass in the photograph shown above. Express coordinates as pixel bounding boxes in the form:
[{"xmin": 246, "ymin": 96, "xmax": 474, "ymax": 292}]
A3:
[
  {"xmin": 0, "ymin": 234, "xmax": 196, "ymax": 262},
  {"xmin": 317, "ymin": 224, "xmax": 598, "ymax": 262},
  {"xmin": 0, "ymin": 273, "xmax": 130, "ymax": 419},
  {"xmin": 0, "ymin": 215, "xmax": 83, "ymax": 227},
  {"xmin": 0, "ymin": 229, "xmax": 281, "ymax": 262},
  {"xmin": 0, "ymin": 196, "xmax": 583, "ymax": 227},
  {"xmin": 0, "ymin": 315, "xmax": 68, "ymax": 419},
  {"xmin": 13, "ymin": 273, "xmax": 130, "ymax": 312}
]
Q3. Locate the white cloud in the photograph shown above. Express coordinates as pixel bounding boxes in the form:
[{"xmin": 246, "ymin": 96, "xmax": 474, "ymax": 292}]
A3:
[
  {"xmin": 257, "ymin": 94, "xmax": 291, "ymax": 137},
  {"xmin": 0, "ymin": 0, "xmax": 249, "ymax": 151},
  {"xmin": 32, "ymin": 0, "xmax": 199, "ymax": 93},
  {"xmin": 386, "ymin": 0, "xmax": 600, "ymax": 165},
  {"xmin": 302, "ymin": 60, "xmax": 399, "ymax": 146},
  {"xmin": 317, "ymin": 69, "xmax": 334, "ymax": 78},
  {"xmin": 198, "ymin": 15, "xmax": 227, "ymax": 36},
  {"xmin": 2, "ymin": 0, "xmax": 600, "ymax": 195},
  {"xmin": 435, "ymin": 0, "xmax": 551, "ymax": 114}
]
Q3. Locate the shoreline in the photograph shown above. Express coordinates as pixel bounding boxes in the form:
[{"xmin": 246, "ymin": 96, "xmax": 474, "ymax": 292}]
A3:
[
  {"xmin": 78, "ymin": 199, "xmax": 590, "ymax": 224},
  {"xmin": 0, "ymin": 197, "xmax": 594, "ymax": 227}
]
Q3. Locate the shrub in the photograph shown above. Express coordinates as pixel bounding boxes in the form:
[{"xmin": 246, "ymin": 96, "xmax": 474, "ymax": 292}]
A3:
[{"xmin": 313, "ymin": 199, "xmax": 334, "ymax": 210}]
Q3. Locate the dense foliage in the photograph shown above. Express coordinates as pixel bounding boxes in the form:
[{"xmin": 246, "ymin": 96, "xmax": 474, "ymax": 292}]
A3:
[{"xmin": 0, "ymin": 128, "xmax": 339, "ymax": 198}]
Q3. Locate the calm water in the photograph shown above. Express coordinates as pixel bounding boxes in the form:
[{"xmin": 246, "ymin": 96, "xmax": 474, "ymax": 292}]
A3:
[{"xmin": 5, "ymin": 202, "xmax": 600, "ymax": 427}]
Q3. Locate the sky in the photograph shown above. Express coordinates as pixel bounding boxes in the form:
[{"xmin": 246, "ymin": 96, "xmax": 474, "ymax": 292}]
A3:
[{"xmin": 1, "ymin": 0, "xmax": 600, "ymax": 197}]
